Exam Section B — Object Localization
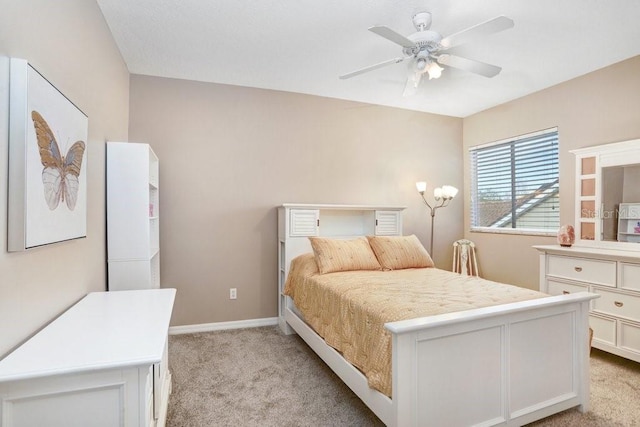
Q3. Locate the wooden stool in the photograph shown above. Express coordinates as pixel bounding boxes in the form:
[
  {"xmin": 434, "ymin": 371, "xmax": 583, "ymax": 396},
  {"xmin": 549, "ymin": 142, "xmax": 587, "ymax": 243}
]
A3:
[{"xmin": 453, "ymin": 239, "xmax": 479, "ymax": 276}]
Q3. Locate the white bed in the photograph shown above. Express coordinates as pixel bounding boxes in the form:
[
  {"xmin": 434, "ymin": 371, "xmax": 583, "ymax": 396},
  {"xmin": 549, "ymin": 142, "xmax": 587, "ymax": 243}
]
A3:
[{"xmin": 279, "ymin": 236, "xmax": 597, "ymax": 426}]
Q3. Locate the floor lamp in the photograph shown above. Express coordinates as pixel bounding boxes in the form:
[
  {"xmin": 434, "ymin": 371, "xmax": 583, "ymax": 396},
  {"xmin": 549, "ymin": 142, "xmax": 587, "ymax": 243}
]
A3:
[{"xmin": 416, "ymin": 181, "xmax": 458, "ymax": 255}]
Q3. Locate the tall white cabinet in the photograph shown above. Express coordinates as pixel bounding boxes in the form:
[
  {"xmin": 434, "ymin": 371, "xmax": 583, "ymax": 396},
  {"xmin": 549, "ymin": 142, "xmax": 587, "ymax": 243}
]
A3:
[
  {"xmin": 277, "ymin": 204, "xmax": 406, "ymax": 334},
  {"xmin": 107, "ymin": 142, "xmax": 160, "ymax": 291}
]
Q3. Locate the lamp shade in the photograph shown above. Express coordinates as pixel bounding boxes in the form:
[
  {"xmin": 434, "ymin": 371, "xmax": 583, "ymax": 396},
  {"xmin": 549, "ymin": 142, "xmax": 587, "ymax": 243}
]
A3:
[
  {"xmin": 416, "ymin": 181, "xmax": 427, "ymax": 193},
  {"xmin": 427, "ymin": 62, "xmax": 443, "ymax": 80},
  {"xmin": 441, "ymin": 185, "xmax": 458, "ymax": 199},
  {"xmin": 433, "ymin": 187, "xmax": 443, "ymax": 199}
]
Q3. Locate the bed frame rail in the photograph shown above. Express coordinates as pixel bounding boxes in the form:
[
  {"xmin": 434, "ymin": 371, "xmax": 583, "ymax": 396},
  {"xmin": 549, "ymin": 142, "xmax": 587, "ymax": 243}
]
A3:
[{"xmin": 284, "ymin": 292, "xmax": 597, "ymax": 427}]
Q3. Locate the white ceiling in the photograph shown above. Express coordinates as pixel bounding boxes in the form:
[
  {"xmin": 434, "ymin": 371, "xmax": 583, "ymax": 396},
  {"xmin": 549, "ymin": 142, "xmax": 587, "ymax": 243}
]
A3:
[{"xmin": 96, "ymin": 0, "xmax": 640, "ymax": 118}]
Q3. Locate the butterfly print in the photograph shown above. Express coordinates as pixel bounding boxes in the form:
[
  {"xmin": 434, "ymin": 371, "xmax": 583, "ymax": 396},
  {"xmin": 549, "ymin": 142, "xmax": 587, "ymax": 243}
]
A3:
[{"xmin": 31, "ymin": 110, "xmax": 86, "ymax": 210}]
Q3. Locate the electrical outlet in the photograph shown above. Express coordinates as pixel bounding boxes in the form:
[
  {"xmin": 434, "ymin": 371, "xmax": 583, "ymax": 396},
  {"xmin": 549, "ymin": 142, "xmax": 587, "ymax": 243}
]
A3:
[{"xmin": 229, "ymin": 288, "xmax": 237, "ymax": 300}]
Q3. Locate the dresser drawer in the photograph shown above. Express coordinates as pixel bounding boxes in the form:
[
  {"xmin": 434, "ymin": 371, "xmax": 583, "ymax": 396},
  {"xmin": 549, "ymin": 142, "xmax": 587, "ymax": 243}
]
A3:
[
  {"xmin": 590, "ymin": 314, "xmax": 616, "ymax": 346},
  {"xmin": 547, "ymin": 279, "xmax": 589, "ymax": 296},
  {"xmin": 620, "ymin": 321, "xmax": 640, "ymax": 354},
  {"xmin": 592, "ymin": 288, "xmax": 640, "ymax": 323},
  {"xmin": 547, "ymin": 255, "xmax": 616, "ymax": 287},
  {"xmin": 619, "ymin": 262, "xmax": 640, "ymax": 292}
]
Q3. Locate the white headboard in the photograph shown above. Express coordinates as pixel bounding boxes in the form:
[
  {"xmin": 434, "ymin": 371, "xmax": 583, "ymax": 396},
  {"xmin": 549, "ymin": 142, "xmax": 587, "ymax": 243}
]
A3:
[{"xmin": 276, "ymin": 203, "xmax": 406, "ymax": 331}]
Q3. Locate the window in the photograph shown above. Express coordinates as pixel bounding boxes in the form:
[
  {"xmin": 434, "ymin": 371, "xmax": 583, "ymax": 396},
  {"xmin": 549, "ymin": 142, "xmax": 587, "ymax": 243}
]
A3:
[{"xmin": 470, "ymin": 128, "xmax": 559, "ymax": 235}]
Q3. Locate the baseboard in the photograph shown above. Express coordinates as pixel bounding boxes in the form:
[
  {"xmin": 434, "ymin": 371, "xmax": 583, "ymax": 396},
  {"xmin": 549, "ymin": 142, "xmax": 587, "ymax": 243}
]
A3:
[{"xmin": 168, "ymin": 317, "xmax": 278, "ymax": 335}]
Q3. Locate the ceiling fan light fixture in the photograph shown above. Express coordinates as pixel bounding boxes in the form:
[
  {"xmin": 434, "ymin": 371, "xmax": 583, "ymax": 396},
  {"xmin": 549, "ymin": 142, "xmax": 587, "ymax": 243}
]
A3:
[
  {"xmin": 340, "ymin": 12, "xmax": 513, "ymax": 93},
  {"xmin": 426, "ymin": 62, "xmax": 443, "ymax": 79}
]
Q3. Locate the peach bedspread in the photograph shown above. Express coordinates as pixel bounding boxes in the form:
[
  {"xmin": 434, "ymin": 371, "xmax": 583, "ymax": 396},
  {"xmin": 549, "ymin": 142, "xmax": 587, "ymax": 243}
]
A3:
[{"xmin": 284, "ymin": 253, "xmax": 546, "ymax": 397}]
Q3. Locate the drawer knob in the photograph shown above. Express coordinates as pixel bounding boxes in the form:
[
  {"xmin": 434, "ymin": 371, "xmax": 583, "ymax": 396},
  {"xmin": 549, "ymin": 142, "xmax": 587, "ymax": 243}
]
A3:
[
  {"xmin": 614, "ymin": 301, "xmax": 624, "ymax": 307},
  {"xmin": 574, "ymin": 266, "xmax": 583, "ymax": 272},
  {"xmin": 562, "ymin": 291, "xmax": 570, "ymax": 295}
]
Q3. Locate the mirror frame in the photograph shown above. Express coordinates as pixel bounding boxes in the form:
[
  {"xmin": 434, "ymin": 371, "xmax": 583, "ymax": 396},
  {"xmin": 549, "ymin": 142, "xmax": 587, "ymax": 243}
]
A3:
[{"xmin": 571, "ymin": 138, "xmax": 640, "ymax": 251}]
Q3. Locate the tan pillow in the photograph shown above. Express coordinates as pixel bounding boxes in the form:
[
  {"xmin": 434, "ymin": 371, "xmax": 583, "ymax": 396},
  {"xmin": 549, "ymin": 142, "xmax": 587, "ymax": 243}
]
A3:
[
  {"xmin": 309, "ymin": 237, "xmax": 381, "ymax": 274},
  {"xmin": 367, "ymin": 235, "xmax": 434, "ymax": 270}
]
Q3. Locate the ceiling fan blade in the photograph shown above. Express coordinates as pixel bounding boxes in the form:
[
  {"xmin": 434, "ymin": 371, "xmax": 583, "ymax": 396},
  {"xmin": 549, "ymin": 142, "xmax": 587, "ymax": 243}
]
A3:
[
  {"xmin": 369, "ymin": 26, "xmax": 416, "ymax": 49},
  {"xmin": 402, "ymin": 70, "xmax": 423, "ymax": 97},
  {"xmin": 437, "ymin": 54, "xmax": 502, "ymax": 77},
  {"xmin": 440, "ymin": 16, "xmax": 514, "ymax": 49},
  {"xmin": 339, "ymin": 57, "xmax": 406, "ymax": 79}
]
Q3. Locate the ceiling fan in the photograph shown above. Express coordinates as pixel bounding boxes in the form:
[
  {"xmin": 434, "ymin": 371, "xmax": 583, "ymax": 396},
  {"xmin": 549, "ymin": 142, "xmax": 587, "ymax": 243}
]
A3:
[{"xmin": 339, "ymin": 11, "xmax": 514, "ymax": 96}]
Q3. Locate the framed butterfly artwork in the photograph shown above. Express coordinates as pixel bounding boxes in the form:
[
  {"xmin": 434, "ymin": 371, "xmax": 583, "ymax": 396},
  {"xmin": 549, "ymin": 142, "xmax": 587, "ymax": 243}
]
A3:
[{"xmin": 8, "ymin": 58, "xmax": 88, "ymax": 251}]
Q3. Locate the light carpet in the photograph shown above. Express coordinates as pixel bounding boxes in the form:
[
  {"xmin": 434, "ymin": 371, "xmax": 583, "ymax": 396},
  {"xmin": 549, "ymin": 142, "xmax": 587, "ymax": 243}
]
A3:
[{"xmin": 167, "ymin": 326, "xmax": 640, "ymax": 426}]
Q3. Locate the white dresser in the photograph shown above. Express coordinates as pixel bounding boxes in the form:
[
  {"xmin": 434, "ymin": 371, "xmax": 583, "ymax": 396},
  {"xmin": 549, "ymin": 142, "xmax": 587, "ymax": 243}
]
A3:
[
  {"xmin": 535, "ymin": 245, "xmax": 640, "ymax": 362},
  {"xmin": 0, "ymin": 289, "xmax": 176, "ymax": 427}
]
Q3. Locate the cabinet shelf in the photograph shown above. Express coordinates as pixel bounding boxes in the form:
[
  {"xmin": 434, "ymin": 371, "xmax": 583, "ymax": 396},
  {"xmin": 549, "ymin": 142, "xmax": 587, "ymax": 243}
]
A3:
[{"xmin": 617, "ymin": 202, "xmax": 640, "ymax": 244}]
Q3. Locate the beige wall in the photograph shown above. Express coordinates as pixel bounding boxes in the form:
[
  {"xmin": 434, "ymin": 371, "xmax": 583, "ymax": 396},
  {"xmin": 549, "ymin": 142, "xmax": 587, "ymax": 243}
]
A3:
[
  {"xmin": 128, "ymin": 75, "xmax": 463, "ymax": 327},
  {"xmin": 463, "ymin": 56, "xmax": 640, "ymax": 289},
  {"xmin": 0, "ymin": 1, "xmax": 130, "ymax": 355},
  {"xmin": 3, "ymin": 2, "xmax": 634, "ymax": 341}
]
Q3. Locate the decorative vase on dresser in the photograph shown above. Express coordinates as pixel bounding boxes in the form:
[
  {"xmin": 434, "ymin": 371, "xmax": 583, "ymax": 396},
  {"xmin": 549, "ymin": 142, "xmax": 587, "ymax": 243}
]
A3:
[
  {"xmin": 107, "ymin": 141, "xmax": 160, "ymax": 291},
  {"xmin": 535, "ymin": 137, "xmax": 640, "ymax": 363}
]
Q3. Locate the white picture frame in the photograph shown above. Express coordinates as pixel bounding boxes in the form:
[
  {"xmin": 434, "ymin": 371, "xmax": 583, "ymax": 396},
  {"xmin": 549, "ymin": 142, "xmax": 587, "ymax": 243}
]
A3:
[{"xmin": 8, "ymin": 58, "xmax": 88, "ymax": 251}]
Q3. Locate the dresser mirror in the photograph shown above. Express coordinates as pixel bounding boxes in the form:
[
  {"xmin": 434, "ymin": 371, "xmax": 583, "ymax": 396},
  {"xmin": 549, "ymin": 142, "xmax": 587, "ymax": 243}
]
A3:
[
  {"xmin": 572, "ymin": 138, "xmax": 640, "ymax": 250},
  {"xmin": 602, "ymin": 164, "xmax": 640, "ymax": 242}
]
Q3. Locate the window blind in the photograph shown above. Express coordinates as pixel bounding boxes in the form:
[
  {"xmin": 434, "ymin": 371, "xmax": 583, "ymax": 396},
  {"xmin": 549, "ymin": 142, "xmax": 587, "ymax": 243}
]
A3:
[{"xmin": 470, "ymin": 128, "xmax": 559, "ymax": 233}]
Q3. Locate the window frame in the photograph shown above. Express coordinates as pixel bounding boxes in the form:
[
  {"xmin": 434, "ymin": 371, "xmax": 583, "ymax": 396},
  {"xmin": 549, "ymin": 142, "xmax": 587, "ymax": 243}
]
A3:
[{"xmin": 469, "ymin": 127, "xmax": 559, "ymax": 237}]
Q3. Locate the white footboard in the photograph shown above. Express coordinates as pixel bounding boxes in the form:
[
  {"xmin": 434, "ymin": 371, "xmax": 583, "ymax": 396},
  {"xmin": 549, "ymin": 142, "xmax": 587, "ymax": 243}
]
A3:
[
  {"xmin": 386, "ymin": 292, "xmax": 597, "ymax": 427},
  {"xmin": 282, "ymin": 292, "xmax": 596, "ymax": 426}
]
